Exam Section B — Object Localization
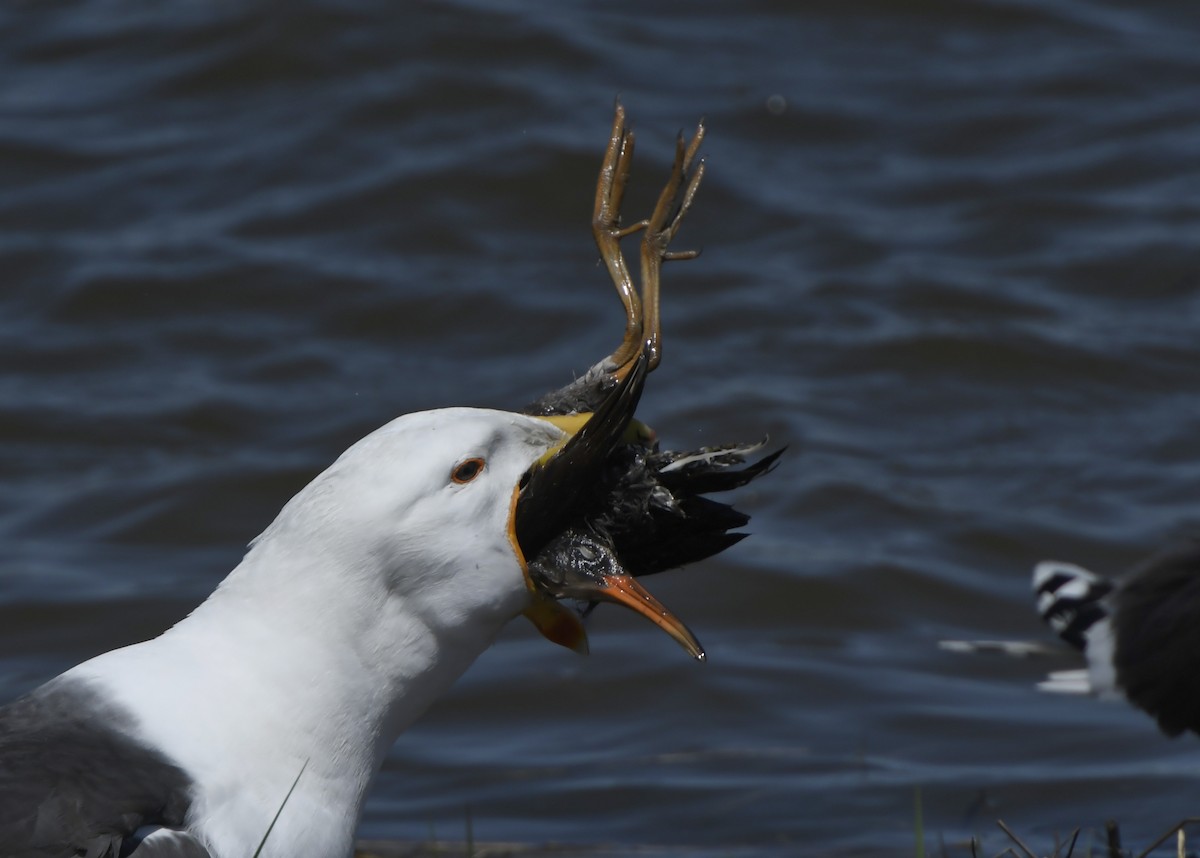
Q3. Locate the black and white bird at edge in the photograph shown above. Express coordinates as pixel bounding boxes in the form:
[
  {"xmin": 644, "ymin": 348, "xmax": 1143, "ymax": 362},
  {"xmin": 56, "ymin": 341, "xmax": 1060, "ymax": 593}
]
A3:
[
  {"xmin": 942, "ymin": 543, "xmax": 1200, "ymax": 739},
  {"xmin": 0, "ymin": 104, "xmax": 781, "ymax": 858}
]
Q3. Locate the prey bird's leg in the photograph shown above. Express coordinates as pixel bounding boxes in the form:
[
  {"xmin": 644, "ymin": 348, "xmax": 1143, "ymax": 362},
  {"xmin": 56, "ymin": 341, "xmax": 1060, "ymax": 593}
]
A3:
[
  {"xmin": 593, "ymin": 103, "xmax": 706, "ymax": 379},
  {"xmin": 593, "ymin": 102, "xmax": 645, "ymax": 374},
  {"xmin": 639, "ymin": 122, "xmax": 705, "ymax": 371},
  {"xmin": 524, "ymin": 106, "xmax": 703, "ymax": 417}
]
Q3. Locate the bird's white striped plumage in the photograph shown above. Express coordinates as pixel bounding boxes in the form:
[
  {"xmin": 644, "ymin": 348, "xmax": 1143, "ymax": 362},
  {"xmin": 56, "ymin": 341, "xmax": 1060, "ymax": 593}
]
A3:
[{"xmin": 1032, "ymin": 560, "xmax": 1118, "ymax": 698}]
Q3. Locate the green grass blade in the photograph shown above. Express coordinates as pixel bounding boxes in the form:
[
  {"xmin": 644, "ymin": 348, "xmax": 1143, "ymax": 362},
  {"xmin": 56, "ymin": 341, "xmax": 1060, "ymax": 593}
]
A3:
[
  {"xmin": 914, "ymin": 786, "xmax": 925, "ymax": 858},
  {"xmin": 252, "ymin": 758, "xmax": 309, "ymax": 858}
]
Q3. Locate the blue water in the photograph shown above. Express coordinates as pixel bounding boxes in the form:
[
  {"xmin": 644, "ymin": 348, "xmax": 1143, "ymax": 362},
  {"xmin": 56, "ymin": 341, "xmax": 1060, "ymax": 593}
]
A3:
[{"xmin": 3, "ymin": 2, "xmax": 1200, "ymax": 855}]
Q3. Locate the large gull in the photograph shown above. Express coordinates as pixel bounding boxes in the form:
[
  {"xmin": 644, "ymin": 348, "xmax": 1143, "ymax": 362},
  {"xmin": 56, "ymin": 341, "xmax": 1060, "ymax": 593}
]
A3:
[{"xmin": 0, "ymin": 103, "xmax": 779, "ymax": 858}]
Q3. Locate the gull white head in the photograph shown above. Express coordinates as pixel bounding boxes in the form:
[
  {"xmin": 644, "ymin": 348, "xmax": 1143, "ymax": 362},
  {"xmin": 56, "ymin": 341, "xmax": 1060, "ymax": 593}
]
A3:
[
  {"xmin": 231, "ymin": 407, "xmax": 566, "ymax": 641},
  {"xmin": 57, "ymin": 365, "xmax": 648, "ymax": 858}
]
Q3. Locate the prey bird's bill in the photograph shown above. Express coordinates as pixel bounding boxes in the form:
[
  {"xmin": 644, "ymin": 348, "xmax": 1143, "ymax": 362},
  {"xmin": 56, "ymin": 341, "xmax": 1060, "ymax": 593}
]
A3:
[{"xmin": 529, "ymin": 526, "xmax": 705, "ymax": 661}]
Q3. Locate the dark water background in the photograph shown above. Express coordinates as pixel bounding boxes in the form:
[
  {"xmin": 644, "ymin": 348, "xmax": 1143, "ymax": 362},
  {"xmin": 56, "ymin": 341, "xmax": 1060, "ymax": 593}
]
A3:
[{"xmin": 3, "ymin": 2, "xmax": 1200, "ymax": 855}]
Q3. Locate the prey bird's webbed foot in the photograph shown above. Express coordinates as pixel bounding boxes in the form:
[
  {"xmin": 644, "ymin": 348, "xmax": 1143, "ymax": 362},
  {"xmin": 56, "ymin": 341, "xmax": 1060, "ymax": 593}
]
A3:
[
  {"xmin": 524, "ymin": 103, "xmax": 705, "ymax": 418},
  {"xmin": 592, "ymin": 101, "xmax": 643, "ymax": 375},
  {"xmin": 637, "ymin": 120, "xmax": 705, "ymax": 372},
  {"xmin": 596, "ymin": 101, "xmax": 706, "ymax": 379}
]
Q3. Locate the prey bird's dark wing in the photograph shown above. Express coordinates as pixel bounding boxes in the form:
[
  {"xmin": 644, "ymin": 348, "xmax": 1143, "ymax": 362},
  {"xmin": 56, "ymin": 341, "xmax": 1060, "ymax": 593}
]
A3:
[
  {"xmin": 0, "ymin": 679, "xmax": 198, "ymax": 858},
  {"xmin": 523, "ymin": 436, "xmax": 781, "ymax": 661},
  {"xmin": 592, "ymin": 440, "xmax": 784, "ymax": 578},
  {"xmin": 525, "ymin": 430, "xmax": 781, "ymax": 584},
  {"xmin": 655, "ymin": 441, "xmax": 784, "ymax": 496}
]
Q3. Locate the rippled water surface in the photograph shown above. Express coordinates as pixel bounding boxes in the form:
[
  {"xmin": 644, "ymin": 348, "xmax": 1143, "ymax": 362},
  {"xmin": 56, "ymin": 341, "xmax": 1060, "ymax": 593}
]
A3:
[{"xmin": 3, "ymin": 2, "xmax": 1200, "ymax": 855}]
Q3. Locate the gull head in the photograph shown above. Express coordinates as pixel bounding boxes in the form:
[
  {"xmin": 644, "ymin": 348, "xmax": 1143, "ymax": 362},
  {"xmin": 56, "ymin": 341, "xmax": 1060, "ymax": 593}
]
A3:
[{"xmin": 234, "ymin": 359, "xmax": 646, "ymax": 657}]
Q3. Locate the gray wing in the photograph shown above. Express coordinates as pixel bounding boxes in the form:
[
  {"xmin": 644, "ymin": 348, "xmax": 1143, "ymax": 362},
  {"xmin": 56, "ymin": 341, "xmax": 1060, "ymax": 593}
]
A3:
[{"xmin": 0, "ymin": 678, "xmax": 195, "ymax": 858}]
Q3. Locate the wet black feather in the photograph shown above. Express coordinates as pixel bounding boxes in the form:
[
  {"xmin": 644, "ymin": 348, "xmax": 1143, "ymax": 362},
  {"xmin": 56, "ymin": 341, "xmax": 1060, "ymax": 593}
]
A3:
[
  {"xmin": 655, "ymin": 445, "xmax": 784, "ymax": 496},
  {"xmin": 522, "ymin": 364, "xmax": 618, "ymax": 417},
  {"xmin": 561, "ymin": 437, "xmax": 780, "ymax": 578}
]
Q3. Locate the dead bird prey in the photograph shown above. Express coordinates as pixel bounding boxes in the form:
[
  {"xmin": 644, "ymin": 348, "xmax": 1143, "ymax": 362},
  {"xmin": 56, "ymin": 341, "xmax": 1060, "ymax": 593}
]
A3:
[
  {"xmin": 525, "ymin": 439, "xmax": 781, "ymax": 659},
  {"xmin": 516, "ymin": 103, "xmax": 781, "ymax": 660},
  {"xmin": 0, "ymin": 104, "xmax": 778, "ymax": 858}
]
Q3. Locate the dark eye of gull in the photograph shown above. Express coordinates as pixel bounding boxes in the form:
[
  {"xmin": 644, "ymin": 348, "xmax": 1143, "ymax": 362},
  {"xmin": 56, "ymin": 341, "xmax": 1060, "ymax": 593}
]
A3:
[{"xmin": 451, "ymin": 458, "xmax": 486, "ymax": 484}]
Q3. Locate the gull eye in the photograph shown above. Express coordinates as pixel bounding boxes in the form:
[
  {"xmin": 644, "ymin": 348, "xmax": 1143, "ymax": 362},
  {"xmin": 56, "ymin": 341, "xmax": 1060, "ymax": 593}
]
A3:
[{"xmin": 451, "ymin": 457, "xmax": 486, "ymax": 484}]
